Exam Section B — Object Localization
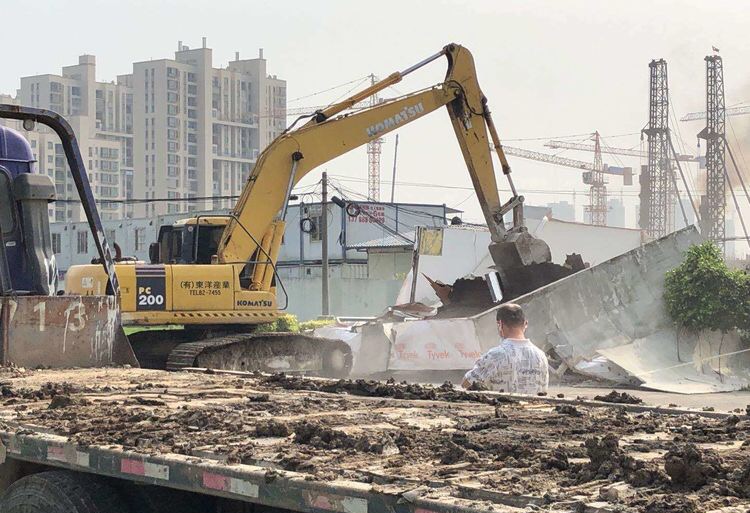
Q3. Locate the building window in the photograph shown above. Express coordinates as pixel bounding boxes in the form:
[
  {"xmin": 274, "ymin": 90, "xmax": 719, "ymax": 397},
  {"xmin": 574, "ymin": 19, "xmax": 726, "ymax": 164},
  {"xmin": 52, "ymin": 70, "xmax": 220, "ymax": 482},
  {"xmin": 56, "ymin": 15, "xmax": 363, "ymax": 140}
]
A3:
[
  {"xmin": 76, "ymin": 231, "xmax": 88, "ymax": 254},
  {"xmin": 134, "ymin": 228, "xmax": 145, "ymax": 251},
  {"xmin": 167, "ymin": 67, "xmax": 178, "ymax": 78},
  {"xmin": 188, "ymin": 72, "xmax": 197, "ymax": 83},
  {"xmin": 310, "ymin": 214, "xmax": 323, "ymax": 242},
  {"xmin": 167, "ymin": 92, "xmax": 179, "ymax": 103},
  {"xmin": 167, "ymin": 117, "xmax": 178, "ymax": 128},
  {"xmin": 168, "ymin": 104, "xmax": 178, "ymax": 115},
  {"xmin": 51, "ymin": 233, "xmax": 61, "ymax": 254}
]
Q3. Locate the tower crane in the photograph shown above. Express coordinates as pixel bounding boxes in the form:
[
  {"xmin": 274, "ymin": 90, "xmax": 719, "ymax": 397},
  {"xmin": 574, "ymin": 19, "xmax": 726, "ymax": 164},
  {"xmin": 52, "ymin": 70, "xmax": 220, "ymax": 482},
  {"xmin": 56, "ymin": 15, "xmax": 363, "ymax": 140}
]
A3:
[
  {"xmin": 545, "ymin": 140, "xmax": 699, "ymax": 162},
  {"xmin": 503, "ymin": 133, "xmax": 632, "ymax": 226},
  {"xmin": 268, "ymin": 84, "xmax": 385, "ymax": 201},
  {"xmin": 681, "ymin": 104, "xmax": 750, "ymax": 121}
]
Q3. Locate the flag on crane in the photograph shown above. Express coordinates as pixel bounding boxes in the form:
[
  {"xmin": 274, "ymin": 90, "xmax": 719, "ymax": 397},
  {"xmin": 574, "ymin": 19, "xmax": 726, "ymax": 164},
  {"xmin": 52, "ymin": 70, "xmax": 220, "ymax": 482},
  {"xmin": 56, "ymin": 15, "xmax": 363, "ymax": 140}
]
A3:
[{"xmin": 712, "ymin": 46, "xmax": 721, "ymax": 53}]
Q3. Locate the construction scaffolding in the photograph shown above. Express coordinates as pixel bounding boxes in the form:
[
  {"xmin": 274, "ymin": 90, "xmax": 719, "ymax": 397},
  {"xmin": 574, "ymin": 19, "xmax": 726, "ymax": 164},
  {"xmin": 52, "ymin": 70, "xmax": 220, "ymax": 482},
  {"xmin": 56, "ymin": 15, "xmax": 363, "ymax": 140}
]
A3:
[
  {"xmin": 699, "ymin": 55, "xmax": 727, "ymax": 252},
  {"xmin": 641, "ymin": 59, "xmax": 674, "ymax": 238}
]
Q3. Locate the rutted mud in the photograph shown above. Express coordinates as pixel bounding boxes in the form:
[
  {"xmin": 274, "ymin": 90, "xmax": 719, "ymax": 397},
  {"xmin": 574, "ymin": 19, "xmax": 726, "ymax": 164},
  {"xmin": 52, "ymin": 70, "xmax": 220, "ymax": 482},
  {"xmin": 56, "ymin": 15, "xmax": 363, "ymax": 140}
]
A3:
[
  {"xmin": 0, "ymin": 369, "xmax": 748, "ymax": 512},
  {"xmin": 594, "ymin": 390, "xmax": 644, "ymax": 404}
]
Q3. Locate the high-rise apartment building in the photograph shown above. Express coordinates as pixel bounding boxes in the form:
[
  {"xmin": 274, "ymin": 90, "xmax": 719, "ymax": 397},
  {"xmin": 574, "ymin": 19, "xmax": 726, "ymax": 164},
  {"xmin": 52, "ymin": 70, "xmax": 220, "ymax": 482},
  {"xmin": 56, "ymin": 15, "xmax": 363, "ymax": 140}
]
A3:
[
  {"xmin": 546, "ymin": 200, "xmax": 576, "ymax": 222},
  {"xmin": 2, "ymin": 55, "xmax": 133, "ymax": 221},
  {"xmin": 607, "ymin": 198, "xmax": 626, "ymax": 228},
  {"xmin": 132, "ymin": 39, "xmax": 286, "ymax": 216},
  {"xmin": 1, "ymin": 39, "xmax": 286, "ymax": 221}
]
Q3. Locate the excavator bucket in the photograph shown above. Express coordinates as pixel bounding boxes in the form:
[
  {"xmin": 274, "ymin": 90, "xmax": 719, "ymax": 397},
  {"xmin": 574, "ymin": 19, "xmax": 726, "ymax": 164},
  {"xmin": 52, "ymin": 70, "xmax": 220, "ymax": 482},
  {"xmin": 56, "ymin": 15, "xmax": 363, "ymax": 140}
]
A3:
[
  {"xmin": 0, "ymin": 295, "xmax": 139, "ymax": 368},
  {"xmin": 488, "ymin": 232, "xmax": 575, "ymax": 301}
]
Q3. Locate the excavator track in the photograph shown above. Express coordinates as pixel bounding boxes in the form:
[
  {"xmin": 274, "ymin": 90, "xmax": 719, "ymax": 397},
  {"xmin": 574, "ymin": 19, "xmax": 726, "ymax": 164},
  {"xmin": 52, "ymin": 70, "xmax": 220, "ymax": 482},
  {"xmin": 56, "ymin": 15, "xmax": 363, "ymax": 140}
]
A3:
[{"xmin": 130, "ymin": 329, "xmax": 353, "ymax": 378}]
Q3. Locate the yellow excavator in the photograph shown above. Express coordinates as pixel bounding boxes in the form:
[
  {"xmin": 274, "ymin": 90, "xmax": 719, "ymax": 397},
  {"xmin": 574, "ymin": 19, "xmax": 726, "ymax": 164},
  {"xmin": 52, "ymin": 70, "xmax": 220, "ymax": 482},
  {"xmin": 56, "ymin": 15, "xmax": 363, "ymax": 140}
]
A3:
[{"xmin": 66, "ymin": 43, "xmax": 567, "ymax": 375}]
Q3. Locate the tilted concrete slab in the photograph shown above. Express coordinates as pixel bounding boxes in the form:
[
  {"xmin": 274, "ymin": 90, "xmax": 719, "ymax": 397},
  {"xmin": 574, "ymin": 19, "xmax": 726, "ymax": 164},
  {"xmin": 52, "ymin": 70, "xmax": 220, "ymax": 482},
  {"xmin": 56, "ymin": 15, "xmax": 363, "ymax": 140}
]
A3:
[
  {"xmin": 355, "ymin": 226, "xmax": 750, "ymax": 392},
  {"xmin": 472, "ymin": 226, "xmax": 750, "ymax": 393}
]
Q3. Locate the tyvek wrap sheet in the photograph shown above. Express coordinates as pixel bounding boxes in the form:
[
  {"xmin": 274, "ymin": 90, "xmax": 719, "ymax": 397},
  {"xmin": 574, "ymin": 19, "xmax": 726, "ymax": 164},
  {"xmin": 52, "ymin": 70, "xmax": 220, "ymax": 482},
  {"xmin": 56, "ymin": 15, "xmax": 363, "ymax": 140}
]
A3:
[{"xmin": 386, "ymin": 318, "xmax": 482, "ymax": 371}]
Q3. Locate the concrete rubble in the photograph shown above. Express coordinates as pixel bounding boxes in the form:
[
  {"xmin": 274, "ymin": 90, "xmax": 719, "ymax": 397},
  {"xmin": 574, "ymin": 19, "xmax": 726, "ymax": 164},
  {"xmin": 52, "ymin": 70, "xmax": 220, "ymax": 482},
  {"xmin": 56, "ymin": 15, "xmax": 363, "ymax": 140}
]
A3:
[{"xmin": 321, "ymin": 226, "xmax": 750, "ymax": 393}]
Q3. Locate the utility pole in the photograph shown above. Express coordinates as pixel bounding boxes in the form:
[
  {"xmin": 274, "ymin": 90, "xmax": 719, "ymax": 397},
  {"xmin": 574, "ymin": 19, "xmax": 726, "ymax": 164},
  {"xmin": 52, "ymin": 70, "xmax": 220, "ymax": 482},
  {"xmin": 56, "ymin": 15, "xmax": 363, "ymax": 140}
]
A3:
[
  {"xmin": 321, "ymin": 172, "xmax": 330, "ymax": 316},
  {"xmin": 699, "ymin": 55, "xmax": 727, "ymax": 253},
  {"xmin": 390, "ymin": 134, "xmax": 399, "ymax": 203},
  {"xmin": 642, "ymin": 59, "xmax": 675, "ymax": 239}
]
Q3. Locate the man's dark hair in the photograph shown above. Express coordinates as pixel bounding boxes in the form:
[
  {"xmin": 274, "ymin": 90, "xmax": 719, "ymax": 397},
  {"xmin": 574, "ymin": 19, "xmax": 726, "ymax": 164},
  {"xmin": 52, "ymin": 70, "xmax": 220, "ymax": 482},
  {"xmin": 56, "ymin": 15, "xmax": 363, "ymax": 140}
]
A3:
[{"xmin": 496, "ymin": 303, "xmax": 526, "ymax": 328}]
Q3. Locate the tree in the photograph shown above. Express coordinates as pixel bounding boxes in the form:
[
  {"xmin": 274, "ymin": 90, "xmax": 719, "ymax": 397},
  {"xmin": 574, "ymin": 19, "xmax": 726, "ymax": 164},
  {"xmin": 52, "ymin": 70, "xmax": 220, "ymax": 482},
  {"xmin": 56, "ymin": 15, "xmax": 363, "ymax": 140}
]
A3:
[
  {"xmin": 664, "ymin": 242, "xmax": 750, "ymax": 377},
  {"xmin": 664, "ymin": 242, "xmax": 742, "ymax": 333}
]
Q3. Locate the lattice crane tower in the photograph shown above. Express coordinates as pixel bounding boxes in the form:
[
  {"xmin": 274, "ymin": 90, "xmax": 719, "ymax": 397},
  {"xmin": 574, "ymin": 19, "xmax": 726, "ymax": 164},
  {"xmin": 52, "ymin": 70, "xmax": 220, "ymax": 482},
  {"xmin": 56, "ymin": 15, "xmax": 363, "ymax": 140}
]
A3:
[
  {"xmin": 698, "ymin": 55, "xmax": 726, "ymax": 252},
  {"xmin": 367, "ymin": 74, "xmax": 383, "ymax": 201},
  {"xmin": 583, "ymin": 131, "xmax": 607, "ymax": 226},
  {"xmin": 641, "ymin": 59, "xmax": 675, "ymax": 238}
]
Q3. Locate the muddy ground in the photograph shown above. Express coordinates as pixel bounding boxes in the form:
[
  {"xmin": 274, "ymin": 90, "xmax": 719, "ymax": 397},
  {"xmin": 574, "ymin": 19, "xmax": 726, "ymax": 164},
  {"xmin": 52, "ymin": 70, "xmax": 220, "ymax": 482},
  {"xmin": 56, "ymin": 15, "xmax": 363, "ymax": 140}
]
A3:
[{"xmin": 0, "ymin": 368, "xmax": 749, "ymax": 513}]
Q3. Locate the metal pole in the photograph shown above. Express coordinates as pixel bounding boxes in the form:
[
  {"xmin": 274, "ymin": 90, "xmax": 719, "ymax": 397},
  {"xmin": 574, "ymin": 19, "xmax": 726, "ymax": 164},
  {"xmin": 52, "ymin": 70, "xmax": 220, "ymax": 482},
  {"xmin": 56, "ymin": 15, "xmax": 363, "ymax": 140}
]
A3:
[
  {"xmin": 409, "ymin": 227, "xmax": 422, "ymax": 303},
  {"xmin": 321, "ymin": 172, "xmax": 330, "ymax": 316},
  {"xmin": 721, "ymin": 157, "xmax": 750, "ymax": 252},
  {"xmin": 667, "ymin": 166, "xmax": 690, "ymax": 230},
  {"xmin": 668, "ymin": 137, "xmax": 701, "ymax": 226},
  {"xmin": 390, "ymin": 134, "xmax": 399, "ymax": 203}
]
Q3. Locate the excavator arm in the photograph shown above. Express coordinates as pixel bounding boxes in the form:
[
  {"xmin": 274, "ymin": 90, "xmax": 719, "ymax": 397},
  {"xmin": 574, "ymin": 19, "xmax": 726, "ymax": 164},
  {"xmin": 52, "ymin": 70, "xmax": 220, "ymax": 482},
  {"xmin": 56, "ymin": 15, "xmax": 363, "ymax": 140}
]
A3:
[{"xmin": 219, "ymin": 43, "xmax": 553, "ymax": 297}]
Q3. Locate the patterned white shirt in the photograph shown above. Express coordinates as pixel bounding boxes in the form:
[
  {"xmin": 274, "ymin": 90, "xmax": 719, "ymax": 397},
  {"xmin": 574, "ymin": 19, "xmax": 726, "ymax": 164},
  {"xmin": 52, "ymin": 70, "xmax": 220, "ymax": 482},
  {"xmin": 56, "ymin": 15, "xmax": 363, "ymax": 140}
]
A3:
[{"xmin": 463, "ymin": 338, "xmax": 549, "ymax": 395}]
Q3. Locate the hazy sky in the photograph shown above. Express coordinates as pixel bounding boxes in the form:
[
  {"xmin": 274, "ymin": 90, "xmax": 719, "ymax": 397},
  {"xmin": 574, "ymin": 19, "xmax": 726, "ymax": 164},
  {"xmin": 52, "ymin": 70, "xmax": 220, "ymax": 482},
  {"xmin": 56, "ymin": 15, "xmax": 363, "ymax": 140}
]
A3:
[{"xmin": 5, "ymin": 0, "xmax": 750, "ymax": 250}]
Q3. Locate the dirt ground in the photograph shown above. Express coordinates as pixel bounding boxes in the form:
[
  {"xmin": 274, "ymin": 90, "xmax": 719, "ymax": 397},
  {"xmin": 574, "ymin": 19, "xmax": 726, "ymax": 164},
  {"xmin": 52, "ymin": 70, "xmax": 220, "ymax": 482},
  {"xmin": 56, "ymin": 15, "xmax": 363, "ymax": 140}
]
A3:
[{"xmin": 1, "ymin": 367, "xmax": 750, "ymax": 513}]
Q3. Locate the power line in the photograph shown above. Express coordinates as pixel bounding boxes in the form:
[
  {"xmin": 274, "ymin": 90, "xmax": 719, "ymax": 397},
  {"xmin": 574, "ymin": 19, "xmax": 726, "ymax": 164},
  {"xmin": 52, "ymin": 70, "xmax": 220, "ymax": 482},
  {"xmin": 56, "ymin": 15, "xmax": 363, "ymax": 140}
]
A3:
[
  {"xmin": 287, "ymin": 75, "xmax": 371, "ymax": 103},
  {"xmin": 57, "ymin": 184, "xmax": 321, "ymax": 205},
  {"xmin": 328, "ymin": 174, "xmax": 695, "ymax": 198},
  {"xmin": 502, "ymin": 131, "xmax": 640, "ymax": 143}
]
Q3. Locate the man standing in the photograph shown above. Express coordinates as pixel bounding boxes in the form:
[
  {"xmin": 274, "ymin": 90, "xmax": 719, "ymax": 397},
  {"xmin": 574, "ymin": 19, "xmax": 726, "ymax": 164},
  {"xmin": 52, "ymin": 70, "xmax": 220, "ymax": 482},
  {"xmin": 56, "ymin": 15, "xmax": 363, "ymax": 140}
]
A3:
[{"xmin": 461, "ymin": 303, "xmax": 549, "ymax": 394}]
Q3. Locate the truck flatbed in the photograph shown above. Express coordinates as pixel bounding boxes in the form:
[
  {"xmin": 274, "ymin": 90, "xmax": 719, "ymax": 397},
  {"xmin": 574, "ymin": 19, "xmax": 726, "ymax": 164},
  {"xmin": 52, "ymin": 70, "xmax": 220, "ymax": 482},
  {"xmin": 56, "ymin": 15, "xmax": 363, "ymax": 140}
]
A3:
[{"xmin": 0, "ymin": 367, "xmax": 748, "ymax": 513}]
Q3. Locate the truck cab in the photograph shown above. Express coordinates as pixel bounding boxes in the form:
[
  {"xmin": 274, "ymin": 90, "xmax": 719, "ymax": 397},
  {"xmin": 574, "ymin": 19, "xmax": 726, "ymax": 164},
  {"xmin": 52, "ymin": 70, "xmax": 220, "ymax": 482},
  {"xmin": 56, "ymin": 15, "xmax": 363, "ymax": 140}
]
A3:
[{"xmin": 0, "ymin": 126, "xmax": 57, "ymax": 295}]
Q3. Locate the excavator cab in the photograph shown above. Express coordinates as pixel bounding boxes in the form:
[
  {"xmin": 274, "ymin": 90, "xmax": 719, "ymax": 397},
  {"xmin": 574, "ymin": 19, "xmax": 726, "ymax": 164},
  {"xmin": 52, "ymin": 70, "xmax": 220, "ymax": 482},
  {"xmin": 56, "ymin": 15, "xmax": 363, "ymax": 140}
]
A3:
[{"xmin": 149, "ymin": 217, "xmax": 229, "ymax": 265}]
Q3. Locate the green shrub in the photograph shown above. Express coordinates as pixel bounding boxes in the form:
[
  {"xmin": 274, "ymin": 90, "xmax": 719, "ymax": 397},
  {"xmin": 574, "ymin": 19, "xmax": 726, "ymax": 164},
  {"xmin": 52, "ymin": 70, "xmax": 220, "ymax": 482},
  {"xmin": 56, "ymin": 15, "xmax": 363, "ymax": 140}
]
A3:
[
  {"xmin": 664, "ymin": 242, "xmax": 749, "ymax": 334},
  {"xmin": 299, "ymin": 319, "xmax": 336, "ymax": 332},
  {"xmin": 255, "ymin": 314, "xmax": 300, "ymax": 333}
]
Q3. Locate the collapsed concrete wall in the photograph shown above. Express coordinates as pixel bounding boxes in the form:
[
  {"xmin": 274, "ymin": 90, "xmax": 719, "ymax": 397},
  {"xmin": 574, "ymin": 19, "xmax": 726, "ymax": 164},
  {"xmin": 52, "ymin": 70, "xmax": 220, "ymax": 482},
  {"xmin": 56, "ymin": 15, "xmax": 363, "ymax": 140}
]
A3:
[
  {"xmin": 350, "ymin": 226, "xmax": 750, "ymax": 392},
  {"xmin": 473, "ymin": 226, "xmax": 750, "ymax": 393}
]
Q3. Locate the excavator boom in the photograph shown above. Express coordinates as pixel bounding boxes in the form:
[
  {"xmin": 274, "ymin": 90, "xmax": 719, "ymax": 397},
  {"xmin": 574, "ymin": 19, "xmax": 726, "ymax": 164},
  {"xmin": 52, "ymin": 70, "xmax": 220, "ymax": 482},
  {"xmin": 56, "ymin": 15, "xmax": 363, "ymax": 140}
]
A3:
[{"xmin": 219, "ymin": 43, "xmax": 553, "ymax": 298}]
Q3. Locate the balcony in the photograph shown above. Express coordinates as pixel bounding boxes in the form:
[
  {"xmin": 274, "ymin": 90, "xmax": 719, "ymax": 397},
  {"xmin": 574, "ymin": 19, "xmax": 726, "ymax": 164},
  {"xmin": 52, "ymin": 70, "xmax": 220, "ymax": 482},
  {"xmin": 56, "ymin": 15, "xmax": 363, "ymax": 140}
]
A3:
[
  {"xmin": 211, "ymin": 147, "xmax": 258, "ymax": 161},
  {"xmin": 212, "ymin": 112, "xmax": 259, "ymax": 127}
]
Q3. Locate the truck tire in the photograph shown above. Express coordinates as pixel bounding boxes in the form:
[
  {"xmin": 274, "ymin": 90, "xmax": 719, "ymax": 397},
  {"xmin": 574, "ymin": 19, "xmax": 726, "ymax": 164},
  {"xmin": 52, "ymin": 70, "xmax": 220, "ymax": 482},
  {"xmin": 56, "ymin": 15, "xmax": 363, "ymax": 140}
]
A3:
[
  {"xmin": 0, "ymin": 470, "xmax": 131, "ymax": 513},
  {"xmin": 123, "ymin": 485, "xmax": 212, "ymax": 513}
]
